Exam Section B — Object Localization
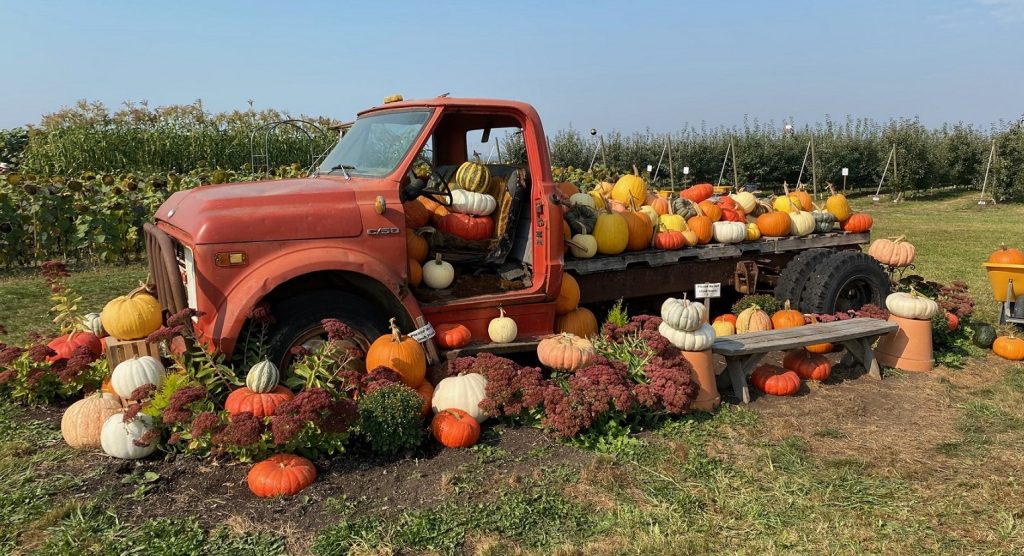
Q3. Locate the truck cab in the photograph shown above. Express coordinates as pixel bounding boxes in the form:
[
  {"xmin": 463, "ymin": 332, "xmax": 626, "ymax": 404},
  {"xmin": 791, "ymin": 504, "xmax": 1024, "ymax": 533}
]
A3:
[{"xmin": 144, "ymin": 97, "xmax": 565, "ymax": 366}]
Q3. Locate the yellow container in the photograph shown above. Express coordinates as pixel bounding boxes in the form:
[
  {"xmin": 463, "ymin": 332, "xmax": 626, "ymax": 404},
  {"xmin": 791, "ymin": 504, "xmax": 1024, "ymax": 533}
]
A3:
[{"xmin": 983, "ymin": 263, "xmax": 1024, "ymax": 302}]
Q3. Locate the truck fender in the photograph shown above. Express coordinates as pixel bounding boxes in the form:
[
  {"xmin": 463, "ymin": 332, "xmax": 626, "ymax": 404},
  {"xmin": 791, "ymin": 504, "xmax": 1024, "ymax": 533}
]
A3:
[{"xmin": 211, "ymin": 246, "xmax": 422, "ymax": 354}]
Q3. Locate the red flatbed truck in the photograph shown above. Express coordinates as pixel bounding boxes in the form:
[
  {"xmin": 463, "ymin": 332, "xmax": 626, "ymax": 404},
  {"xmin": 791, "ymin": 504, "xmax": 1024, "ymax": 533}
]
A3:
[{"xmin": 143, "ymin": 96, "xmax": 888, "ymax": 367}]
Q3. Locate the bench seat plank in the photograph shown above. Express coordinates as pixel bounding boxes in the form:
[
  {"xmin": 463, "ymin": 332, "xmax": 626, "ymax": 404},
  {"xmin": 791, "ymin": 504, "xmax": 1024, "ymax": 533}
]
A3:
[{"xmin": 712, "ymin": 319, "xmax": 898, "ymax": 356}]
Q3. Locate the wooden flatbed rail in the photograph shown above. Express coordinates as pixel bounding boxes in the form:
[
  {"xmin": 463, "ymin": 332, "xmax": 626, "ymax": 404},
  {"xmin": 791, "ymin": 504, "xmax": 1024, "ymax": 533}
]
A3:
[{"xmin": 713, "ymin": 318, "xmax": 899, "ymax": 403}]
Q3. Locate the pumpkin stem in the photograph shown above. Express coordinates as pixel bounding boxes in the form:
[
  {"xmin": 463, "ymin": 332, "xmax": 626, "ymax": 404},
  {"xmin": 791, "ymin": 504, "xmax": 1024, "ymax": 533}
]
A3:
[
  {"xmin": 128, "ymin": 284, "xmax": 152, "ymax": 298},
  {"xmin": 564, "ymin": 238, "xmax": 587, "ymax": 251},
  {"xmin": 784, "ymin": 300, "xmax": 791, "ymax": 310},
  {"xmin": 498, "ymin": 306, "xmax": 505, "ymax": 319},
  {"xmin": 388, "ymin": 317, "xmax": 401, "ymax": 342},
  {"xmin": 433, "ymin": 253, "xmax": 443, "ymax": 266}
]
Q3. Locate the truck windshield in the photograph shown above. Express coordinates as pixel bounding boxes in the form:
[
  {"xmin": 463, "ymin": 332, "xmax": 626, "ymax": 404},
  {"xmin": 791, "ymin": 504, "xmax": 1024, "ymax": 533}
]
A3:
[{"xmin": 319, "ymin": 109, "xmax": 432, "ymax": 177}]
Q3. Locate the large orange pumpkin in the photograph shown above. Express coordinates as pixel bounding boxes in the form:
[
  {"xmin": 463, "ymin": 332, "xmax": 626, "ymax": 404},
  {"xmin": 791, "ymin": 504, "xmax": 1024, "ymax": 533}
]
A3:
[
  {"xmin": 686, "ymin": 215, "xmax": 713, "ymax": 245},
  {"xmin": 407, "ymin": 230, "xmax": 428, "ymax": 263},
  {"xmin": 434, "ymin": 323, "xmax": 472, "ymax": 349},
  {"xmin": 782, "ymin": 349, "xmax": 831, "ymax": 381},
  {"xmin": 993, "ymin": 335, "xmax": 1024, "ymax": 361},
  {"xmin": 225, "ymin": 385, "xmax": 294, "ymax": 418},
  {"xmin": 756, "ymin": 212, "xmax": 791, "ymax": 237},
  {"xmin": 840, "ymin": 212, "xmax": 873, "ymax": 233},
  {"xmin": 555, "ymin": 307, "xmax": 599, "ymax": 337},
  {"xmin": 403, "ymin": 199, "xmax": 431, "ymax": 228},
  {"xmin": 365, "ymin": 318, "xmax": 427, "ymax": 388},
  {"xmin": 247, "ymin": 453, "xmax": 317, "ymax": 498},
  {"xmin": 622, "ymin": 209, "xmax": 653, "ymax": 252},
  {"xmin": 432, "ymin": 408, "xmax": 481, "ymax": 448},
  {"xmin": 680, "ymin": 183, "xmax": 714, "ymax": 203},
  {"xmin": 988, "ymin": 244, "xmax": 1024, "ymax": 265},
  {"xmin": 750, "ymin": 365, "xmax": 801, "ymax": 396},
  {"xmin": 771, "ymin": 300, "xmax": 805, "ymax": 330},
  {"xmin": 437, "ymin": 213, "xmax": 495, "ymax": 241},
  {"xmin": 47, "ymin": 332, "xmax": 102, "ymax": 363},
  {"xmin": 648, "ymin": 195, "xmax": 671, "ymax": 216},
  {"xmin": 697, "ymin": 200, "xmax": 722, "ymax": 222},
  {"xmin": 555, "ymin": 274, "xmax": 581, "ymax": 315}
]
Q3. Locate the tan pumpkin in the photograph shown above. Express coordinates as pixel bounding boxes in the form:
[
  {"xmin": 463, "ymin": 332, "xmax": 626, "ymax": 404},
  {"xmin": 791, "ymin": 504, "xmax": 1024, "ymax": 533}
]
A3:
[
  {"xmin": 788, "ymin": 210, "xmax": 815, "ymax": 237},
  {"xmin": 555, "ymin": 274, "xmax": 581, "ymax": 315},
  {"xmin": 555, "ymin": 307, "xmax": 599, "ymax": 337},
  {"xmin": 365, "ymin": 318, "xmax": 426, "ymax": 388},
  {"xmin": 100, "ymin": 286, "xmax": 163, "ymax": 341},
  {"xmin": 537, "ymin": 333, "xmax": 596, "ymax": 372},
  {"xmin": 736, "ymin": 305, "xmax": 773, "ymax": 333},
  {"xmin": 868, "ymin": 236, "xmax": 916, "ymax": 268},
  {"xmin": 488, "ymin": 307, "xmax": 518, "ymax": 343},
  {"xmin": 61, "ymin": 392, "xmax": 123, "ymax": 449},
  {"xmin": 712, "ymin": 320, "xmax": 735, "ymax": 337},
  {"xmin": 648, "ymin": 195, "xmax": 671, "ymax": 216}
]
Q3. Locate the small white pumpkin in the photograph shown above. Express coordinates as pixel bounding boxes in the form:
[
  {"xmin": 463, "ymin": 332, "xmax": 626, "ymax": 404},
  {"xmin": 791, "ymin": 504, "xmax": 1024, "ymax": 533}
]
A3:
[
  {"xmin": 246, "ymin": 360, "xmax": 279, "ymax": 393},
  {"xmin": 61, "ymin": 392, "xmax": 122, "ymax": 449},
  {"xmin": 885, "ymin": 289, "xmax": 939, "ymax": 320},
  {"xmin": 730, "ymin": 191, "xmax": 758, "ymax": 214},
  {"xmin": 423, "ymin": 254, "xmax": 455, "ymax": 289},
  {"xmin": 660, "ymin": 296, "xmax": 707, "ymax": 332},
  {"xmin": 568, "ymin": 233, "xmax": 598, "ymax": 258},
  {"xmin": 450, "ymin": 189, "xmax": 497, "ymax": 216},
  {"xmin": 568, "ymin": 192, "xmax": 595, "ymax": 208},
  {"xmin": 488, "ymin": 307, "xmax": 517, "ymax": 343},
  {"xmin": 711, "ymin": 221, "xmax": 746, "ymax": 244},
  {"xmin": 659, "ymin": 322, "xmax": 716, "ymax": 352},
  {"xmin": 83, "ymin": 312, "xmax": 106, "ymax": 338},
  {"xmin": 431, "ymin": 372, "xmax": 488, "ymax": 423},
  {"xmin": 788, "ymin": 211, "xmax": 815, "ymax": 237},
  {"xmin": 100, "ymin": 413, "xmax": 157, "ymax": 459},
  {"xmin": 110, "ymin": 356, "xmax": 165, "ymax": 399}
]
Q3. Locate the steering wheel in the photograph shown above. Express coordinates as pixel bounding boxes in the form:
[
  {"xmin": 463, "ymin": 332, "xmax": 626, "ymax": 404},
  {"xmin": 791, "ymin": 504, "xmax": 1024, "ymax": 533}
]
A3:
[{"xmin": 407, "ymin": 169, "xmax": 453, "ymax": 207}]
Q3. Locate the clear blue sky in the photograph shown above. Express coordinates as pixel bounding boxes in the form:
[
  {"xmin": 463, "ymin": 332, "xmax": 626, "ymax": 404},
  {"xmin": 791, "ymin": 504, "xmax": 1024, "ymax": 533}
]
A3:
[{"xmin": 3, "ymin": 0, "xmax": 1022, "ymax": 132}]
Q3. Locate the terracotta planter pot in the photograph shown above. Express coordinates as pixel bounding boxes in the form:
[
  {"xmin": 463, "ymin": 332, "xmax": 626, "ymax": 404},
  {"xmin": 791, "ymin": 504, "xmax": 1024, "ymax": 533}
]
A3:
[
  {"xmin": 683, "ymin": 349, "xmax": 720, "ymax": 412},
  {"xmin": 874, "ymin": 314, "xmax": 933, "ymax": 373}
]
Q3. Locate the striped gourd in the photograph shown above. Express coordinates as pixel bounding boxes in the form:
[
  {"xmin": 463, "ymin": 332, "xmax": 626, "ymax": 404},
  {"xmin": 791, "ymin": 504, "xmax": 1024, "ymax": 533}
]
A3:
[{"xmin": 455, "ymin": 157, "xmax": 491, "ymax": 193}]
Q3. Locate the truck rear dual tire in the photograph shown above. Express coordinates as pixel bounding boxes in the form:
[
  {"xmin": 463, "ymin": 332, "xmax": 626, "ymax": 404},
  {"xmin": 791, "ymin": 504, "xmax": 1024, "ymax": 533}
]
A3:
[
  {"xmin": 799, "ymin": 250, "xmax": 890, "ymax": 314},
  {"xmin": 265, "ymin": 291, "xmax": 386, "ymax": 370},
  {"xmin": 773, "ymin": 248, "xmax": 834, "ymax": 309}
]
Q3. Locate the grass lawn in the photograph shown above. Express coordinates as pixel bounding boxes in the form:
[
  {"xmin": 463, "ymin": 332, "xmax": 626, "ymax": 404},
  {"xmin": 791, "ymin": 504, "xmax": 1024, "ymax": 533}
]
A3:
[{"xmin": 1, "ymin": 192, "xmax": 1023, "ymax": 554}]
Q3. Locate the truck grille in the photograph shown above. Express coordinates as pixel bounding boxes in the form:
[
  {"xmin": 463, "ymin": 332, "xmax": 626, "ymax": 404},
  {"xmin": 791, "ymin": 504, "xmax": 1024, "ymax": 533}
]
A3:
[{"xmin": 144, "ymin": 223, "xmax": 187, "ymax": 315}]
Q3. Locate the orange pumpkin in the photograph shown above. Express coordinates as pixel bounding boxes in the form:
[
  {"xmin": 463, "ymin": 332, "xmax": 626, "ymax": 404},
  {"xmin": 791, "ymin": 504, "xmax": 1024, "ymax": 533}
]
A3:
[
  {"xmin": 403, "ymin": 199, "xmax": 431, "ymax": 228},
  {"xmin": 782, "ymin": 349, "xmax": 831, "ymax": 381},
  {"xmin": 556, "ymin": 182, "xmax": 580, "ymax": 199},
  {"xmin": 649, "ymin": 195, "xmax": 671, "ymax": 216},
  {"xmin": 840, "ymin": 212, "xmax": 873, "ymax": 233},
  {"xmin": 437, "ymin": 213, "xmax": 495, "ymax": 241},
  {"xmin": 555, "ymin": 307, "xmax": 599, "ymax": 337},
  {"xmin": 432, "ymin": 408, "xmax": 481, "ymax": 448},
  {"xmin": 993, "ymin": 335, "xmax": 1024, "ymax": 361},
  {"xmin": 654, "ymin": 230, "xmax": 686, "ymax": 250},
  {"xmin": 365, "ymin": 318, "xmax": 426, "ymax": 388},
  {"xmin": 407, "ymin": 229, "xmax": 428, "ymax": 263},
  {"xmin": 434, "ymin": 323, "xmax": 471, "ymax": 349},
  {"xmin": 555, "ymin": 274, "xmax": 581, "ymax": 315},
  {"xmin": 805, "ymin": 315, "xmax": 833, "ymax": 354},
  {"xmin": 47, "ymin": 332, "xmax": 102, "ymax": 363},
  {"xmin": 247, "ymin": 453, "xmax": 317, "ymax": 498},
  {"xmin": 793, "ymin": 188, "xmax": 813, "ymax": 211},
  {"xmin": 756, "ymin": 212, "xmax": 791, "ymax": 237},
  {"xmin": 416, "ymin": 382, "xmax": 434, "ymax": 419},
  {"xmin": 713, "ymin": 314, "xmax": 738, "ymax": 325},
  {"xmin": 680, "ymin": 183, "xmax": 714, "ymax": 203},
  {"xmin": 225, "ymin": 386, "xmax": 294, "ymax": 418},
  {"xmin": 698, "ymin": 200, "xmax": 722, "ymax": 222},
  {"xmin": 686, "ymin": 215, "xmax": 713, "ymax": 245},
  {"xmin": 750, "ymin": 365, "xmax": 801, "ymax": 396},
  {"xmin": 771, "ymin": 300, "xmax": 805, "ymax": 330},
  {"xmin": 562, "ymin": 219, "xmax": 571, "ymax": 240},
  {"xmin": 988, "ymin": 243, "xmax": 1024, "ymax": 265},
  {"xmin": 622, "ymin": 209, "xmax": 654, "ymax": 252},
  {"xmin": 408, "ymin": 258, "xmax": 422, "ymax": 287}
]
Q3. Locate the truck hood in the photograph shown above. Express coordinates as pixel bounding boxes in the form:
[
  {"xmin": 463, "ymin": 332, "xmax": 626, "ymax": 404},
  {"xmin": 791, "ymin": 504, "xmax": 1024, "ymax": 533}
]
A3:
[{"xmin": 155, "ymin": 177, "xmax": 365, "ymax": 244}]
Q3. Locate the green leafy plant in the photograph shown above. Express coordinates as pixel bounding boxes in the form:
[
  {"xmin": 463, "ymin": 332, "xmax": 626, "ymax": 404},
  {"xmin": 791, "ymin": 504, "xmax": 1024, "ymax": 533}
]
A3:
[
  {"xmin": 605, "ymin": 298, "xmax": 629, "ymax": 328},
  {"xmin": 732, "ymin": 294, "xmax": 781, "ymax": 315},
  {"xmin": 357, "ymin": 384, "xmax": 423, "ymax": 455}
]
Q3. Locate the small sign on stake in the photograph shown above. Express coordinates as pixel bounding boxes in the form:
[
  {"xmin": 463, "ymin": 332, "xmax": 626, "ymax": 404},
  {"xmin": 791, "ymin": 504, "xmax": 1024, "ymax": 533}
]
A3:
[{"xmin": 695, "ymin": 282, "xmax": 722, "ymax": 324}]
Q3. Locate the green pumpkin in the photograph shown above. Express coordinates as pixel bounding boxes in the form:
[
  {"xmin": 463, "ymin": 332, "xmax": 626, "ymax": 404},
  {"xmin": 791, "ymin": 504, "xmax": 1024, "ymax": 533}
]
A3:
[
  {"xmin": 812, "ymin": 210, "xmax": 835, "ymax": 233},
  {"xmin": 972, "ymin": 324, "xmax": 997, "ymax": 349},
  {"xmin": 670, "ymin": 198, "xmax": 699, "ymax": 219},
  {"xmin": 565, "ymin": 205, "xmax": 598, "ymax": 235}
]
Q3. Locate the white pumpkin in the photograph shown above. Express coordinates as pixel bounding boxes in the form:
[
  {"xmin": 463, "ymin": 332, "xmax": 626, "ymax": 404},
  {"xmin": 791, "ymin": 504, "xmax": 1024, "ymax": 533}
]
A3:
[
  {"xmin": 423, "ymin": 254, "xmax": 455, "ymax": 289},
  {"xmin": 569, "ymin": 192, "xmax": 595, "ymax": 208},
  {"xmin": 450, "ymin": 189, "xmax": 497, "ymax": 216},
  {"xmin": 659, "ymin": 322, "xmax": 716, "ymax": 352},
  {"xmin": 61, "ymin": 392, "xmax": 122, "ymax": 449},
  {"xmin": 431, "ymin": 372, "xmax": 488, "ymax": 423},
  {"xmin": 100, "ymin": 413, "xmax": 157, "ymax": 459},
  {"xmin": 711, "ymin": 221, "xmax": 746, "ymax": 244},
  {"xmin": 83, "ymin": 312, "xmax": 106, "ymax": 337},
  {"xmin": 246, "ymin": 360, "xmax": 279, "ymax": 393},
  {"xmin": 110, "ymin": 356, "xmax": 165, "ymax": 399},
  {"xmin": 488, "ymin": 307, "xmax": 517, "ymax": 343},
  {"xmin": 885, "ymin": 290, "xmax": 939, "ymax": 320},
  {"xmin": 789, "ymin": 211, "xmax": 815, "ymax": 237},
  {"xmin": 568, "ymin": 233, "xmax": 598, "ymax": 258},
  {"xmin": 660, "ymin": 296, "xmax": 707, "ymax": 332},
  {"xmin": 730, "ymin": 191, "xmax": 758, "ymax": 214}
]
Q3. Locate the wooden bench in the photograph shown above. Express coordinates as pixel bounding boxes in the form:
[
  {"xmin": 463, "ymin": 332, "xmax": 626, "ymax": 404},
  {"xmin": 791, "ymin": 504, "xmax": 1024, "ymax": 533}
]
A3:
[{"xmin": 712, "ymin": 318, "xmax": 899, "ymax": 403}]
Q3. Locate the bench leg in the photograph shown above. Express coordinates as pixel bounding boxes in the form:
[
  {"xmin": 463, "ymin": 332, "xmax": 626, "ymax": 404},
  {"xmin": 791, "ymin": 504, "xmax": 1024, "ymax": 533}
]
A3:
[
  {"xmin": 726, "ymin": 354, "xmax": 764, "ymax": 404},
  {"xmin": 839, "ymin": 337, "xmax": 882, "ymax": 380}
]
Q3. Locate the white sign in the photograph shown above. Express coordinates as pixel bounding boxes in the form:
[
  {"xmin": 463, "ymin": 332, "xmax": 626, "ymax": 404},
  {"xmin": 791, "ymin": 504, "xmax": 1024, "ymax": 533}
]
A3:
[
  {"xmin": 646, "ymin": 164, "xmax": 653, "ymax": 172},
  {"xmin": 841, "ymin": 167, "xmax": 849, "ymax": 177},
  {"xmin": 695, "ymin": 282, "xmax": 721, "ymax": 299},
  {"xmin": 683, "ymin": 166, "xmax": 690, "ymax": 175},
  {"xmin": 408, "ymin": 323, "xmax": 435, "ymax": 343}
]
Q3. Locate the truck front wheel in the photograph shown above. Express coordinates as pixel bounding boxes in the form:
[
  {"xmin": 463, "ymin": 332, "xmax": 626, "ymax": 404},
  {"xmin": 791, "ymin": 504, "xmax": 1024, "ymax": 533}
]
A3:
[
  {"xmin": 800, "ymin": 250, "xmax": 890, "ymax": 314},
  {"xmin": 265, "ymin": 291, "xmax": 386, "ymax": 370}
]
